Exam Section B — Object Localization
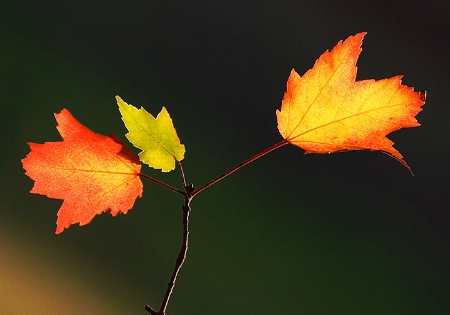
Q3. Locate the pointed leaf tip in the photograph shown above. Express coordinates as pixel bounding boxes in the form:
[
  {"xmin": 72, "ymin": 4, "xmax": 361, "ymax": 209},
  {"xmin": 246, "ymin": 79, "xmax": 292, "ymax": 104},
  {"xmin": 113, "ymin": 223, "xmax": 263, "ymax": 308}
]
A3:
[{"xmin": 116, "ymin": 96, "xmax": 185, "ymax": 172}]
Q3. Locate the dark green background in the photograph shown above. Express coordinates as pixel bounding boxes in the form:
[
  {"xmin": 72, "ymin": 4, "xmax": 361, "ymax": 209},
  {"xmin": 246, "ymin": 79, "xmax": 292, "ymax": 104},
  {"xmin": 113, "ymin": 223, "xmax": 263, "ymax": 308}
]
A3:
[{"xmin": 1, "ymin": 1, "xmax": 449, "ymax": 314}]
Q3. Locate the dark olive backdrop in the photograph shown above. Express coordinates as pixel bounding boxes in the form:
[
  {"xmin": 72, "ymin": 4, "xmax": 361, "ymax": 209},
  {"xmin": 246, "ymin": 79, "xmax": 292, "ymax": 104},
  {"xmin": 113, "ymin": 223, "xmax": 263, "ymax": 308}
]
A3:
[{"xmin": 1, "ymin": 1, "xmax": 449, "ymax": 314}]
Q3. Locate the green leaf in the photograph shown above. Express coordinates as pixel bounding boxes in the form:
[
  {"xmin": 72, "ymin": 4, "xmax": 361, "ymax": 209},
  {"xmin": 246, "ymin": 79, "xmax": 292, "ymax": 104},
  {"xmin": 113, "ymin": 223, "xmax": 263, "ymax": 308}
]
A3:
[{"xmin": 116, "ymin": 96, "xmax": 185, "ymax": 172}]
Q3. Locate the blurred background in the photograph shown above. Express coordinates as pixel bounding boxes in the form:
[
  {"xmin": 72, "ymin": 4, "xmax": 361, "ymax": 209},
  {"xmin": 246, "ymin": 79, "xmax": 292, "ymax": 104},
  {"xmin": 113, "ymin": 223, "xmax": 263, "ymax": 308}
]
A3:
[{"xmin": 1, "ymin": 1, "xmax": 449, "ymax": 314}]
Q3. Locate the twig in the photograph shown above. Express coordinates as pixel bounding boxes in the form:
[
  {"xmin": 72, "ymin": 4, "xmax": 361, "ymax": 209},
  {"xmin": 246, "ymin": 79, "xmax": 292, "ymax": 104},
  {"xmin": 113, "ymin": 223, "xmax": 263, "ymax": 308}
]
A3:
[
  {"xmin": 145, "ymin": 194, "xmax": 192, "ymax": 315},
  {"xmin": 143, "ymin": 142, "xmax": 288, "ymax": 313}
]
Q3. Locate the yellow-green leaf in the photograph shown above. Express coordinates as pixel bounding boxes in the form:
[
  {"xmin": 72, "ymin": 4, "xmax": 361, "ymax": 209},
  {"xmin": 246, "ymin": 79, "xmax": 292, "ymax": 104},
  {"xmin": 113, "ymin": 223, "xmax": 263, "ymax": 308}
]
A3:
[{"xmin": 116, "ymin": 96, "xmax": 185, "ymax": 172}]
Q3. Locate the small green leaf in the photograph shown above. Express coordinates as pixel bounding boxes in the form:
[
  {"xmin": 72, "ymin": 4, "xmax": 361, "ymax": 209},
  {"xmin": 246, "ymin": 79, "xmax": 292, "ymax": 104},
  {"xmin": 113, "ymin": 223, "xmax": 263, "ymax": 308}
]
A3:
[{"xmin": 116, "ymin": 96, "xmax": 185, "ymax": 172}]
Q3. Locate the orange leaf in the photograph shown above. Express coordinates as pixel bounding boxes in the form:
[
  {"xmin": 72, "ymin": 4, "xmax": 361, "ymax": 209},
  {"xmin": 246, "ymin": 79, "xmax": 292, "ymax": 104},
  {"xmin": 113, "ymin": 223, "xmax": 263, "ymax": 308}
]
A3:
[
  {"xmin": 276, "ymin": 32, "xmax": 425, "ymax": 172},
  {"xmin": 22, "ymin": 109, "xmax": 143, "ymax": 234}
]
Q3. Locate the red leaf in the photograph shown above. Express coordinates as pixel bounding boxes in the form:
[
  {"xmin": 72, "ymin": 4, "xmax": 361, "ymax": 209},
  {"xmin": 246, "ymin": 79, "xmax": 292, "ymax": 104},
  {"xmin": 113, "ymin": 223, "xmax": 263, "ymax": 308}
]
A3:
[{"xmin": 22, "ymin": 109, "xmax": 143, "ymax": 233}]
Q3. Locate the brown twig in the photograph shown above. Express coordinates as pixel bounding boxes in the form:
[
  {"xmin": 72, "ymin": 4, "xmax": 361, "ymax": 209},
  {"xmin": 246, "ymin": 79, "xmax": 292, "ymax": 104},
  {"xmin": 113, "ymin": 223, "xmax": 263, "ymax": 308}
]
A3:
[
  {"xmin": 143, "ymin": 142, "xmax": 288, "ymax": 313},
  {"xmin": 145, "ymin": 188, "xmax": 192, "ymax": 315}
]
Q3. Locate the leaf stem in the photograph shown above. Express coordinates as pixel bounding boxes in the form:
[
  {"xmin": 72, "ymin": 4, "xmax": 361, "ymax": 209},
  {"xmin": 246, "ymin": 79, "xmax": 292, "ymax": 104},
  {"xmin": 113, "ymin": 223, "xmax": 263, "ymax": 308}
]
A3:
[
  {"xmin": 191, "ymin": 139, "xmax": 288, "ymax": 197},
  {"xmin": 137, "ymin": 172, "xmax": 184, "ymax": 195},
  {"xmin": 177, "ymin": 161, "xmax": 188, "ymax": 188}
]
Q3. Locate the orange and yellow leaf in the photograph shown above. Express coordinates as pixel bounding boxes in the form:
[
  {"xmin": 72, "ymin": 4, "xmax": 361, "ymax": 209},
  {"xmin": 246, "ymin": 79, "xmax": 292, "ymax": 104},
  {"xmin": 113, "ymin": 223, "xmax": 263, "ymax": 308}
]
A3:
[
  {"xmin": 276, "ymin": 32, "xmax": 425, "ymax": 172},
  {"xmin": 21, "ymin": 109, "xmax": 143, "ymax": 234}
]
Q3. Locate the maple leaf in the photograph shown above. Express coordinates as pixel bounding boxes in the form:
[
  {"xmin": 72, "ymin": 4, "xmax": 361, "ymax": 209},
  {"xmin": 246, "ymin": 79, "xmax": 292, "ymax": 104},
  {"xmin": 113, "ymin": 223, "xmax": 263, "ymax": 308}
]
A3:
[
  {"xmin": 21, "ymin": 109, "xmax": 143, "ymax": 234},
  {"xmin": 116, "ymin": 96, "xmax": 185, "ymax": 172},
  {"xmin": 276, "ymin": 32, "xmax": 425, "ymax": 172}
]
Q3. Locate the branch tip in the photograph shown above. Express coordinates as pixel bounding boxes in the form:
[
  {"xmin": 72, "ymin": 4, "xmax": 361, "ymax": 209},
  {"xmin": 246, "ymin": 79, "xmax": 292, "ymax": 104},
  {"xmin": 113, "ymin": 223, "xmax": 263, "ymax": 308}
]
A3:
[{"xmin": 144, "ymin": 305, "xmax": 159, "ymax": 315}]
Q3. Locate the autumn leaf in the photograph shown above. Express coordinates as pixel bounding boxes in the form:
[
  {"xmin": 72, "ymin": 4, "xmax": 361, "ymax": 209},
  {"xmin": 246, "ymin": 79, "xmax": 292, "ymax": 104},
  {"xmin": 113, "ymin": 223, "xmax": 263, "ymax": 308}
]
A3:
[
  {"xmin": 276, "ymin": 32, "xmax": 425, "ymax": 172},
  {"xmin": 21, "ymin": 109, "xmax": 143, "ymax": 234},
  {"xmin": 116, "ymin": 96, "xmax": 185, "ymax": 172}
]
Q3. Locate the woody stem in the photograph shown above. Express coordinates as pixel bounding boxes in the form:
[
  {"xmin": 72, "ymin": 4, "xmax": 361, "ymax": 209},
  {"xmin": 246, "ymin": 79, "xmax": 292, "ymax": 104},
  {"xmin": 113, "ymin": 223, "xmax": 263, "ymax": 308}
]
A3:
[{"xmin": 145, "ymin": 190, "xmax": 192, "ymax": 315}]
